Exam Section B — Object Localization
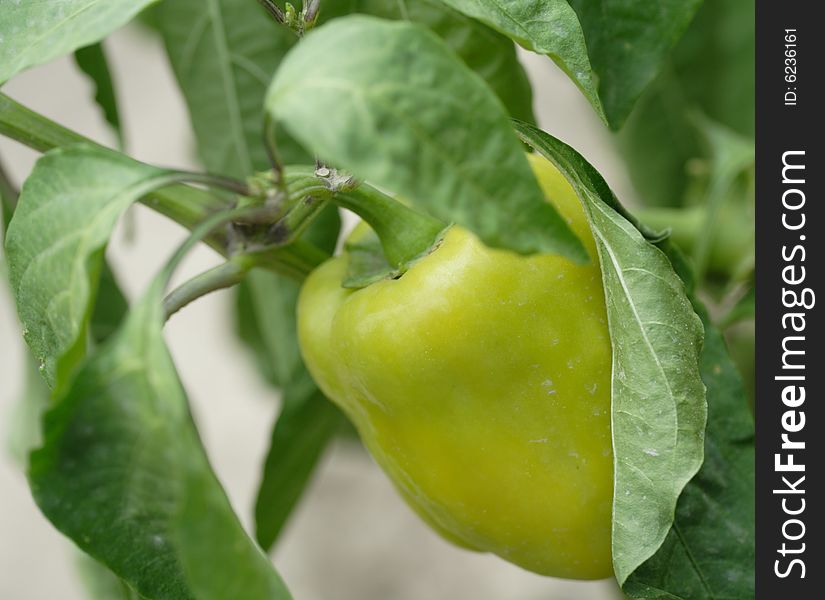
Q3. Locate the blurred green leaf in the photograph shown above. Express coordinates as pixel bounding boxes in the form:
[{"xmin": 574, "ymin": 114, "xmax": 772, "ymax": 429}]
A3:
[
  {"xmin": 567, "ymin": 0, "xmax": 702, "ymax": 128},
  {"xmin": 268, "ymin": 16, "xmax": 586, "ymax": 261},
  {"xmin": 29, "ymin": 231, "xmax": 292, "ymax": 600},
  {"xmin": 689, "ymin": 114, "xmax": 754, "ymax": 283},
  {"xmin": 75, "ymin": 552, "xmax": 145, "ymax": 600},
  {"xmin": 667, "ymin": 0, "xmax": 755, "ymax": 138},
  {"xmin": 624, "ymin": 303, "xmax": 754, "ymax": 599},
  {"xmin": 321, "ymin": 0, "xmax": 535, "ymax": 123},
  {"xmin": 721, "ymin": 287, "xmax": 755, "ymax": 328},
  {"xmin": 0, "ymin": 0, "xmax": 160, "ymax": 84},
  {"xmin": 155, "ymin": 0, "xmax": 307, "ymax": 177},
  {"xmin": 74, "ymin": 43, "xmax": 124, "ymax": 148},
  {"xmin": 618, "ymin": 0, "xmax": 755, "ymax": 207},
  {"xmin": 90, "ymin": 262, "xmax": 130, "ymax": 344},
  {"xmin": 255, "ymin": 371, "xmax": 341, "ymax": 550}
]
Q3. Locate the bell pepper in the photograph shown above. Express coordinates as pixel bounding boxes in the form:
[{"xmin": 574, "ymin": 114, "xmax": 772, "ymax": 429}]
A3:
[{"xmin": 297, "ymin": 154, "xmax": 613, "ymax": 579}]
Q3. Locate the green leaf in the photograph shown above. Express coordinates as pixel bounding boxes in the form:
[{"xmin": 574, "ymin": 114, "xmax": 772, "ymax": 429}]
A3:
[
  {"xmin": 434, "ymin": 0, "xmax": 604, "ymax": 122},
  {"xmin": 155, "ymin": 0, "xmax": 307, "ymax": 177},
  {"xmin": 0, "ymin": 0, "xmax": 160, "ymax": 84},
  {"xmin": 2, "ymin": 152, "xmax": 129, "ymax": 467},
  {"xmin": 4, "ymin": 145, "xmax": 179, "ymax": 388},
  {"xmin": 624, "ymin": 302, "xmax": 754, "ymax": 599},
  {"xmin": 566, "ymin": 0, "xmax": 703, "ymax": 128},
  {"xmin": 517, "ymin": 124, "xmax": 706, "ymax": 585},
  {"xmin": 320, "ymin": 0, "xmax": 535, "ymax": 123},
  {"xmin": 267, "ymin": 16, "xmax": 586, "ymax": 261},
  {"xmin": 29, "ymin": 248, "xmax": 291, "ymax": 600},
  {"xmin": 74, "ymin": 42, "xmax": 124, "ymax": 148},
  {"xmin": 91, "ymin": 262, "xmax": 130, "ymax": 344},
  {"xmin": 255, "ymin": 370, "xmax": 341, "ymax": 551}
]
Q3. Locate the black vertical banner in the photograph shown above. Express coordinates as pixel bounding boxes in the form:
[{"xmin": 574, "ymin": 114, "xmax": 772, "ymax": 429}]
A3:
[{"xmin": 756, "ymin": 1, "xmax": 823, "ymax": 597}]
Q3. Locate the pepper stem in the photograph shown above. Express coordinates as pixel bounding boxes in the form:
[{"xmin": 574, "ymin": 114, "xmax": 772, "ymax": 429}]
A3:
[{"xmin": 334, "ymin": 184, "xmax": 447, "ymax": 270}]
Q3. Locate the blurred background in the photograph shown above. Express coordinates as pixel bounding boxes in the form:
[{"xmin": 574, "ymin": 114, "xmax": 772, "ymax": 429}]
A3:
[{"xmin": 1, "ymin": 1, "xmax": 753, "ymax": 597}]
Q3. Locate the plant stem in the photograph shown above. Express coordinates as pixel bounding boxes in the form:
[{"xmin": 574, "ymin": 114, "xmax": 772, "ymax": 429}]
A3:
[
  {"xmin": 262, "ymin": 113, "xmax": 285, "ymax": 184},
  {"xmin": 0, "ymin": 92, "xmax": 226, "ymax": 230},
  {"xmin": 0, "ymin": 92, "xmax": 327, "ymax": 279},
  {"xmin": 335, "ymin": 183, "xmax": 446, "ymax": 269},
  {"xmin": 0, "ymin": 154, "xmax": 17, "ymax": 228},
  {"xmin": 257, "ymin": 0, "xmax": 286, "ymax": 24},
  {"xmin": 636, "ymin": 205, "xmax": 753, "ymax": 279},
  {"xmin": 267, "ymin": 188, "xmax": 330, "ymax": 245},
  {"xmin": 163, "ymin": 256, "xmax": 254, "ymax": 319}
]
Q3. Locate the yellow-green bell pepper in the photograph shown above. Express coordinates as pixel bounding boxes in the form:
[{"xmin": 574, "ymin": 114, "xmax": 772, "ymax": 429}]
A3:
[{"xmin": 297, "ymin": 154, "xmax": 613, "ymax": 579}]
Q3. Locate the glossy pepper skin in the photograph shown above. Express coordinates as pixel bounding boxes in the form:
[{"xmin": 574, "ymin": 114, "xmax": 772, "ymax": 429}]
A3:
[{"xmin": 297, "ymin": 155, "xmax": 613, "ymax": 579}]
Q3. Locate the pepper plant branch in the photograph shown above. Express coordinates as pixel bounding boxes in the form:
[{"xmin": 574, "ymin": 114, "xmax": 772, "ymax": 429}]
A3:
[
  {"xmin": 0, "ymin": 154, "xmax": 17, "ymax": 227},
  {"xmin": 636, "ymin": 204, "xmax": 753, "ymax": 280},
  {"xmin": 163, "ymin": 256, "xmax": 254, "ymax": 319},
  {"xmin": 257, "ymin": 0, "xmax": 287, "ymax": 24},
  {"xmin": 0, "ymin": 92, "xmax": 326, "ymax": 279},
  {"xmin": 262, "ymin": 113, "xmax": 285, "ymax": 184}
]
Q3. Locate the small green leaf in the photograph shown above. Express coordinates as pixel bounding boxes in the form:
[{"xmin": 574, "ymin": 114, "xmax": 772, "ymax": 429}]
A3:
[
  {"xmin": 0, "ymin": 0, "xmax": 160, "ymax": 84},
  {"xmin": 29, "ymin": 226, "xmax": 292, "ymax": 600},
  {"xmin": 74, "ymin": 42, "xmax": 124, "ymax": 148},
  {"xmin": 267, "ymin": 16, "xmax": 586, "ymax": 261},
  {"xmin": 255, "ymin": 370, "xmax": 341, "ymax": 551},
  {"xmin": 4, "ymin": 145, "xmax": 179, "ymax": 388},
  {"xmin": 435, "ymin": 0, "xmax": 603, "ymax": 122},
  {"xmin": 624, "ymin": 302, "xmax": 754, "ymax": 599},
  {"xmin": 91, "ymin": 263, "xmax": 130, "ymax": 344},
  {"xmin": 320, "ymin": 0, "xmax": 535, "ymax": 123},
  {"xmin": 156, "ymin": 0, "xmax": 307, "ymax": 177},
  {"xmin": 517, "ymin": 124, "xmax": 706, "ymax": 585},
  {"xmin": 342, "ymin": 227, "xmax": 399, "ymax": 289},
  {"xmin": 566, "ymin": 0, "xmax": 703, "ymax": 128}
]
